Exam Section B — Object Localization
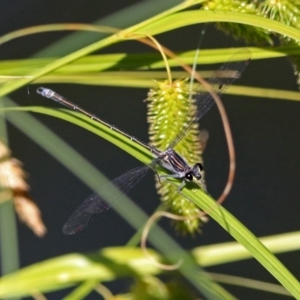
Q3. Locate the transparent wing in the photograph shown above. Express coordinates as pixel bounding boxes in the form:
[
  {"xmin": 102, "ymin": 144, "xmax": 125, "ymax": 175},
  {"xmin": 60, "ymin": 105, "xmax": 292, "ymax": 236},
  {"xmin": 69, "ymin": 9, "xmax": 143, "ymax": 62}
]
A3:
[
  {"xmin": 167, "ymin": 49, "xmax": 251, "ymax": 149},
  {"xmin": 63, "ymin": 166, "xmax": 150, "ymax": 234}
]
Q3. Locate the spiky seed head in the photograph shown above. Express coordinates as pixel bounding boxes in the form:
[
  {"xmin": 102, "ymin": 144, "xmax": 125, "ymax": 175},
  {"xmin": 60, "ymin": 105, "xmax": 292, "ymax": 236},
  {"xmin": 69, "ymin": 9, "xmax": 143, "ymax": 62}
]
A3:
[{"xmin": 147, "ymin": 79, "xmax": 205, "ymax": 234}]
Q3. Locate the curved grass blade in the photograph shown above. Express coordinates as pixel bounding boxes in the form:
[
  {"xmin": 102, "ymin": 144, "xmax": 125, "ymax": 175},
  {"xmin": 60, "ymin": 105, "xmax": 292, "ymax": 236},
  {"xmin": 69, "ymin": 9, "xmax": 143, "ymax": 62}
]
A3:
[
  {"xmin": 0, "ymin": 1, "xmax": 201, "ymax": 97},
  {"xmin": 1, "ymin": 100, "xmax": 233, "ymax": 299},
  {"xmin": 181, "ymin": 187, "xmax": 300, "ymax": 298},
  {"xmin": 14, "ymin": 106, "xmax": 153, "ymax": 166},
  {"xmin": 3, "ymin": 104, "xmax": 300, "ymax": 298},
  {"xmin": 193, "ymin": 231, "xmax": 300, "ymax": 267},
  {"xmin": 138, "ymin": 11, "xmax": 300, "ymax": 42},
  {"xmin": 0, "ymin": 46, "xmax": 299, "ymax": 77}
]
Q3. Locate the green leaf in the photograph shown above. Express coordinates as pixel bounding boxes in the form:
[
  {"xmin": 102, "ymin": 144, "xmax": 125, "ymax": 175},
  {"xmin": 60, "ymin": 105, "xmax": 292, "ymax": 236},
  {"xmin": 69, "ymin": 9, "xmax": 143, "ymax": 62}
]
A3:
[
  {"xmin": 193, "ymin": 231, "xmax": 300, "ymax": 267},
  {"xmin": 138, "ymin": 11, "xmax": 300, "ymax": 42},
  {"xmin": 1, "ymin": 100, "xmax": 234, "ymax": 300},
  {"xmin": 2, "ymin": 102, "xmax": 300, "ymax": 298},
  {"xmin": 181, "ymin": 188, "xmax": 300, "ymax": 298}
]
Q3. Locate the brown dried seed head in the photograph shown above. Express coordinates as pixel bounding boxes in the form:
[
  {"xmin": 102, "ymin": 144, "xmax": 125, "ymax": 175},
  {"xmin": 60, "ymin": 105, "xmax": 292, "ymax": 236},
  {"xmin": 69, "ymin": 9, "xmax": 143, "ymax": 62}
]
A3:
[{"xmin": 14, "ymin": 193, "xmax": 47, "ymax": 237}]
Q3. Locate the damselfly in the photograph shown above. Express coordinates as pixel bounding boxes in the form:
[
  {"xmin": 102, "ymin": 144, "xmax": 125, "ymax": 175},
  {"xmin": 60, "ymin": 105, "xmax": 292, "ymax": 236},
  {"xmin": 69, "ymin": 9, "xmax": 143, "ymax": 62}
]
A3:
[{"xmin": 37, "ymin": 49, "xmax": 250, "ymax": 234}]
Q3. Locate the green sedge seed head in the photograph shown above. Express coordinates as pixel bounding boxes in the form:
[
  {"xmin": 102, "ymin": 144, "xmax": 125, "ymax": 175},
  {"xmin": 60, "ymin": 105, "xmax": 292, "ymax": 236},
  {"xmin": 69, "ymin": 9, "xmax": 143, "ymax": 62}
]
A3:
[
  {"xmin": 203, "ymin": 0, "xmax": 255, "ymax": 12},
  {"xmin": 147, "ymin": 79, "xmax": 205, "ymax": 234},
  {"xmin": 203, "ymin": 0, "xmax": 300, "ymax": 45},
  {"xmin": 202, "ymin": 0, "xmax": 274, "ymax": 45},
  {"xmin": 258, "ymin": 0, "xmax": 300, "ymax": 53},
  {"xmin": 260, "ymin": 0, "xmax": 300, "ymax": 28}
]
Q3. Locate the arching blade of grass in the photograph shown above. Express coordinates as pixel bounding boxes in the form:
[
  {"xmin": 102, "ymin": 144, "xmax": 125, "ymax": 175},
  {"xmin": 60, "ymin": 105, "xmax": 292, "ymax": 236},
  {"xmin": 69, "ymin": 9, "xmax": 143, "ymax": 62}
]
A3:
[
  {"xmin": 0, "ymin": 2, "xmax": 183, "ymax": 58},
  {"xmin": 2, "ymin": 104, "xmax": 300, "ymax": 298},
  {"xmin": 0, "ymin": 46, "xmax": 298, "ymax": 104},
  {"xmin": 6, "ymin": 106, "xmax": 153, "ymax": 166},
  {"xmin": 0, "ymin": 1, "xmax": 204, "ymax": 97},
  {"xmin": 150, "ymin": 46, "xmax": 300, "ymax": 69},
  {"xmin": 181, "ymin": 187, "xmax": 300, "ymax": 298},
  {"xmin": 208, "ymin": 273, "xmax": 291, "ymax": 296},
  {"xmin": 1, "ymin": 4, "xmax": 299, "ymax": 96},
  {"xmin": 1, "ymin": 99, "xmax": 235, "ymax": 300},
  {"xmin": 138, "ymin": 11, "xmax": 300, "ymax": 42},
  {"xmin": 0, "ymin": 46, "xmax": 298, "ymax": 76},
  {"xmin": 34, "ymin": 0, "xmax": 203, "ymax": 58},
  {"xmin": 193, "ymin": 231, "xmax": 300, "ymax": 267}
]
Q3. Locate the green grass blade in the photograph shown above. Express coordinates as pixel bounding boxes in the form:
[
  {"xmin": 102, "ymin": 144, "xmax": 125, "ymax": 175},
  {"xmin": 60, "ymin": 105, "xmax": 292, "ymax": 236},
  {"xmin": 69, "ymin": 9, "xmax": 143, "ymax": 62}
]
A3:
[
  {"xmin": 193, "ymin": 231, "xmax": 300, "ymax": 267},
  {"xmin": 1, "ymin": 100, "xmax": 234, "ymax": 300},
  {"xmin": 3, "ymin": 103, "xmax": 300, "ymax": 297},
  {"xmin": 1, "ymin": 46, "xmax": 298, "ymax": 76},
  {"xmin": 139, "ymin": 11, "xmax": 300, "ymax": 42},
  {"xmin": 35, "ymin": 1, "xmax": 184, "ymax": 58},
  {"xmin": 0, "ymin": 1, "xmax": 202, "ymax": 97},
  {"xmin": 208, "ymin": 273, "xmax": 291, "ymax": 296},
  {"xmin": 227, "ymin": 86, "xmax": 300, "ymax": 102},
  {"xmin": 181, "ymin": 188, "xmax": 300, "ymax": 298},
  {"xmin": 10, "ymin": 106, "xmax": 153, "ymax": 165}
]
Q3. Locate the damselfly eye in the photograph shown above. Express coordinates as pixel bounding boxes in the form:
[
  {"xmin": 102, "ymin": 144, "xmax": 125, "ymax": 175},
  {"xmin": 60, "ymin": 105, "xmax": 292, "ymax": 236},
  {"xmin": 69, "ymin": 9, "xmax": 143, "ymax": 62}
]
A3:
[{"xmin": 185, "ymin": 172, "xmax": 193, "ymax": 181}]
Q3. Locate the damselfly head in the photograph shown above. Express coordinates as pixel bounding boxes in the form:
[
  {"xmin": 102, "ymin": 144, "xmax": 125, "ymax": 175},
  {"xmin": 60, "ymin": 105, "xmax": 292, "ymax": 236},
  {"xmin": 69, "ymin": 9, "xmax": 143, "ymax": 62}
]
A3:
[
  {"xmin": 37, "ymin": 87, "xmax": 53, "ymax": 98},
  {"xmin": 184, "ymin": 163, "xmax": 204, "ymax": 182},
  {"xmin": 191, "ymin": 163, "xmax": 204, "ymax": 181}
]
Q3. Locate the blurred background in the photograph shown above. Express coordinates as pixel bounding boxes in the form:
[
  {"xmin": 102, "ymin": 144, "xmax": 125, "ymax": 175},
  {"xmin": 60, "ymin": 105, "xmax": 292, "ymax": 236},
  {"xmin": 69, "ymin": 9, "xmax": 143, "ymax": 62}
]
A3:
[{"xmin": 0, "ymin": 1, "xmax": 299, "ymax": 299}]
